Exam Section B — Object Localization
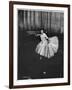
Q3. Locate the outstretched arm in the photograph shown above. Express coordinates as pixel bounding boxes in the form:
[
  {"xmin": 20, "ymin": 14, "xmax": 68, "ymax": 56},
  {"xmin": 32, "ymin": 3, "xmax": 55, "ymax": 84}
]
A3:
[{"xmin": 35, "ymin": 34, "xmax": 41, "ymax": 37}]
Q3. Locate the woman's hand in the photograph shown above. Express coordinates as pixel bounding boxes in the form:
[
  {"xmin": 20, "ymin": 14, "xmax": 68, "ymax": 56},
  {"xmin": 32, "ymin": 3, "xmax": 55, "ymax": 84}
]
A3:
[
  {"xmin": 46, "ymin": 38, "xmax": 49, "ymax": 43},
  {"xmin": 47, "ymin": 38, "xmax": 49, "ymax": 43}
]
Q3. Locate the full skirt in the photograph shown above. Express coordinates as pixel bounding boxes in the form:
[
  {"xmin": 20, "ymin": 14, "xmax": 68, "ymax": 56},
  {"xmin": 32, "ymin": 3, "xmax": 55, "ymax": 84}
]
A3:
[{"xmin": 35, "ymin": 36, "xmax": 59, "ymax": 58}]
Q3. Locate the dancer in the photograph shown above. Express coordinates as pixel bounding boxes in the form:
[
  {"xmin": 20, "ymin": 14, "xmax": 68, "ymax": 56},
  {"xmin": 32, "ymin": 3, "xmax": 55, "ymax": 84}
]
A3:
[{"xmin": 35, "ymin": 30, "xmax": 59, "ymax": 60}]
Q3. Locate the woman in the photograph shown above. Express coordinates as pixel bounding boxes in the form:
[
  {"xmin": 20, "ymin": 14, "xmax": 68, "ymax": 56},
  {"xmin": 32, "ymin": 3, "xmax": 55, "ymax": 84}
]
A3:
[{"xmin": 35, "ymin": 30, "xmax": 59, "ymax": 60}]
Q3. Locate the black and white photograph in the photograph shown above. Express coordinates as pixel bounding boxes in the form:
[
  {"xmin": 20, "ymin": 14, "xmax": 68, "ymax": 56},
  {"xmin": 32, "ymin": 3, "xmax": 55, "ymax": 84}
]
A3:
[
  {"xmin": 9, "ymin": 1, "xmax": 70, "ymax": 88},
  {"xmin": 18, "ymin": 10, "xmax": 64, "ymax": 80}
]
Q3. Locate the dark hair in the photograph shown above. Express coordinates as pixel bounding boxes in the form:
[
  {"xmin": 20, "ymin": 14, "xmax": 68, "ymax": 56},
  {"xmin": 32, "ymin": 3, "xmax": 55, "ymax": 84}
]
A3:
[{"xmin": 41, "ymin": 29, "xmax": 44, "ymax": 31}]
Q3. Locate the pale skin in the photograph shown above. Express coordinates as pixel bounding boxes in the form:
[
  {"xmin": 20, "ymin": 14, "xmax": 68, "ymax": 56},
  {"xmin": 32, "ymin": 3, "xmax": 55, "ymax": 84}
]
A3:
[
  {"xmin": 36, "ymin": 30, "xmax": 44, "ymax": 36},
  {"xmin": 36, "ymin": 30, "xmax": 48, "ymax": 39}
]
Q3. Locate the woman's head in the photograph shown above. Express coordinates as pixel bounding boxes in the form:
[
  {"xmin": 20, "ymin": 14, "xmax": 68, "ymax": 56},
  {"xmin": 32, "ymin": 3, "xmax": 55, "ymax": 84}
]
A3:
[{"xmin": 41, "ymin": 30, "xmax": 44, "ymax": 34}]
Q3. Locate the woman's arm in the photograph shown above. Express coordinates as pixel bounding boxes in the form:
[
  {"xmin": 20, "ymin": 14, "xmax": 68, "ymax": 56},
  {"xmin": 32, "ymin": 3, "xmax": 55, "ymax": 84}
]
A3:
[
  {"xmin": 44, "ymin": 33, "xmax": 50, "ymax": 43},
  {"xmin": 35, "ymin": 34, "xmax": 41, "ymax": 37},
  {"xmin": 44, "ymin": 33, "xmax": 48, "ymax": 39}
]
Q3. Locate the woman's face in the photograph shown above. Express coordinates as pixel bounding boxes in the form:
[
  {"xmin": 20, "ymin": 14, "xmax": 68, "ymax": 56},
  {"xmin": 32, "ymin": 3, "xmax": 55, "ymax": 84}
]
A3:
[{"xmin": 41, "ymin": 30, "xmax": 43, "ymax": 34}]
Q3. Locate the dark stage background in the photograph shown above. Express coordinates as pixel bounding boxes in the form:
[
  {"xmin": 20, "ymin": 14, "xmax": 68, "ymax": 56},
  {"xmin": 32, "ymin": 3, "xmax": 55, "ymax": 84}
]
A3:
[{"xmin": 17, "ymin": 10, "xmax": 64, "ymax": 80}]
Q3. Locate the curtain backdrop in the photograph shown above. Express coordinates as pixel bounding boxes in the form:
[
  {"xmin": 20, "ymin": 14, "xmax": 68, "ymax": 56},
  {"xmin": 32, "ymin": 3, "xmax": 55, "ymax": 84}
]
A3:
[{"xmin": 18, "ymin": 10, "xmax": 64, "ymax": 34}]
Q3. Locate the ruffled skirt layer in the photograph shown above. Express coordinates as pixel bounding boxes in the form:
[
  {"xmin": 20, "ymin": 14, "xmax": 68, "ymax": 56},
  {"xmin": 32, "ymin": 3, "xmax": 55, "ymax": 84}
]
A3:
[{"xmin": 35, "ymin": 36, "xmax": 59, "ymax": 58}]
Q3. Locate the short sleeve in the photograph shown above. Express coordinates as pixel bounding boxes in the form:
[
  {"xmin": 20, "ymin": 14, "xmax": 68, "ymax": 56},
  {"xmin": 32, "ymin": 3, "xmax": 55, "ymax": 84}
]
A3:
[{"xmin": 44, "ymin": 33, "xmax": 48, "ymax": 39}]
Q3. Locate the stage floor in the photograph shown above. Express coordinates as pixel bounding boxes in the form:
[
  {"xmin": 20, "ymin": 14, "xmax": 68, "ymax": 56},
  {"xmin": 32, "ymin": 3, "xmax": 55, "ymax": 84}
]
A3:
[{"xmin": 17, "ymin": 31, "xmax": 64, "ymax": 80}]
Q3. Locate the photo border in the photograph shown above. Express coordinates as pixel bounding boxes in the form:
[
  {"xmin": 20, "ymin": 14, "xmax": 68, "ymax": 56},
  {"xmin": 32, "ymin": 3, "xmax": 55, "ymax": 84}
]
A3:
[{"xmin": 9, "ymin": 1, "xmax": 70, "ymax": 89}]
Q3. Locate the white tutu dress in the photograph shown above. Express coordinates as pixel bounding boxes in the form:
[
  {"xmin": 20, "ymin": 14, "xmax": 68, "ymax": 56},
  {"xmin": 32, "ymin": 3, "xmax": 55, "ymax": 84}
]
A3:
[{"xmin": 35, "ymin": 33, "xmax": 59, "ymax": 58}]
